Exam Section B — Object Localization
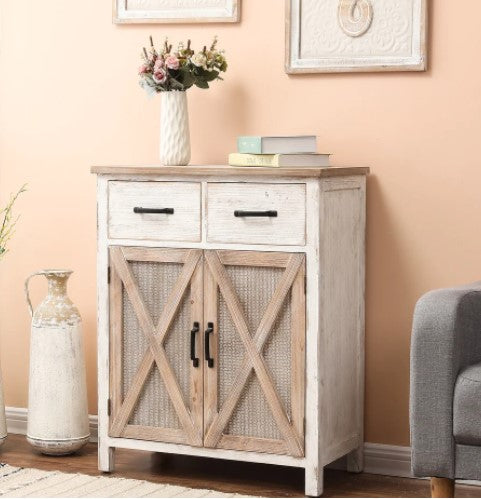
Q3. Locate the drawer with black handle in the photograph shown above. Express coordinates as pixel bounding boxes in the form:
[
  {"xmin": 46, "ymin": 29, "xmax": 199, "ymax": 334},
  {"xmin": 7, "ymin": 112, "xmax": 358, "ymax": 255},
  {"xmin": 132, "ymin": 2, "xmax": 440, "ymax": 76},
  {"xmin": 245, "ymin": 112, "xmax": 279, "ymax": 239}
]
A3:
[
  {"xmin": 108, "ymin": 181, "xmax": 201, "ymax": 242},
  {"xmin": 206, "ymin": 182, "xmax": 306, "ymax": 246}
]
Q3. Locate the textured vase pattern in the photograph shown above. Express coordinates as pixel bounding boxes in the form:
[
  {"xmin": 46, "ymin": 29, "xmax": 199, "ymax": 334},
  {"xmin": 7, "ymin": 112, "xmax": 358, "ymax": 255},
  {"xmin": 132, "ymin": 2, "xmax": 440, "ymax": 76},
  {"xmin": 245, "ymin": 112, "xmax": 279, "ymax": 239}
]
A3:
[{"xmin": 160, "ymin": 91, "xmax": 191, "ymax": 166}]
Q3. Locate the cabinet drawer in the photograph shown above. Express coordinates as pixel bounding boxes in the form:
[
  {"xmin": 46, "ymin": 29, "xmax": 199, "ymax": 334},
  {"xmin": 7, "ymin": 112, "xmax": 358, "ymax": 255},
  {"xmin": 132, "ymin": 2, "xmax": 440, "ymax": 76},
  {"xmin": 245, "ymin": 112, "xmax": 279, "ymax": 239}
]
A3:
[
  {"xmin": 206, "ymin": 183, "xmax": 306, "ymax": 246},
  {"xmin": 108, "ymin": 181, "xmax": 201, "ymax": 241}
]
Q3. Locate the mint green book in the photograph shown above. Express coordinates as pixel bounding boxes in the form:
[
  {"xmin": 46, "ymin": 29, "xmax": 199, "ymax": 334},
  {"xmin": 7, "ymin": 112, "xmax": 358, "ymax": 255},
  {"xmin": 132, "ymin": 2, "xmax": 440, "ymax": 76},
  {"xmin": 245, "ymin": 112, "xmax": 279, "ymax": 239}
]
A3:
[{"xmin": 237, "ymin": 135, "xmax": 317, "ymax": 154}]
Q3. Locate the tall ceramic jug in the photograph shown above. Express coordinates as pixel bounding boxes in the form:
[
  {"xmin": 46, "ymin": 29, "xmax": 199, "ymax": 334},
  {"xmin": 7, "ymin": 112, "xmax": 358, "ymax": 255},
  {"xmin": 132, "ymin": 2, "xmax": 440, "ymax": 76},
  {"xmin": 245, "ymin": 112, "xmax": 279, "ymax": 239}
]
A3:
[{"xmin": 25, "ymin": 269, "xmax": 89, "ymax": 455}]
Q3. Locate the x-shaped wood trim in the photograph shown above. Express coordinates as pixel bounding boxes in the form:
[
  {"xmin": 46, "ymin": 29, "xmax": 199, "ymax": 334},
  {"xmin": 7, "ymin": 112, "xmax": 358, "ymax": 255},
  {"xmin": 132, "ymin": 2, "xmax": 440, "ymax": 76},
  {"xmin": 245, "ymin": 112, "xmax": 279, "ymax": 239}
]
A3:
[
  {"xmin": 203, "ymin": 250, "xmax": 305, "ymax": 456},
  {"xmin": 109, "ymin": 247, "xmax": 203, "ymax": 446}
]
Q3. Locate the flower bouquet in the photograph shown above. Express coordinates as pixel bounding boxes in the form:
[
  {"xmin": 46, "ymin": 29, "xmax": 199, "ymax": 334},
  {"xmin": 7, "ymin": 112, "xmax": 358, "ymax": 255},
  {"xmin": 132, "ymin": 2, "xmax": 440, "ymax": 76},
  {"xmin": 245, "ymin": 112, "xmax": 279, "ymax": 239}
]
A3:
[{"xmin": 139, "ymin": 37, "xmax": 227, "ymax": 165}]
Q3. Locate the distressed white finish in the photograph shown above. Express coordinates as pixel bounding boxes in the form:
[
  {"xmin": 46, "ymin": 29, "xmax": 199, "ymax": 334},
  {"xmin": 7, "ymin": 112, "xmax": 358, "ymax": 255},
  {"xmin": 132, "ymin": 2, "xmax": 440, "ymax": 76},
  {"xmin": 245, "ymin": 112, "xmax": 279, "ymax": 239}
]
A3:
[
  {"xmin": 286, "ymin": 0, "xmax": 427, "ymax": 73},
  {"xmin": 114, "ymin": 0, "xmax": 240, "ymax": 23},
  {"xmin": 303, "ymin": 179, "xmax": 323, "ymax": 496},
  {"xmin": 94, "ymin": 165, "xmax": 367, "ymax": 496},
  {"xmin": 160, "ymin": 92, "xmax": 191, "ymax": 166},
  {"xmin": 108, "ymin": 181, "xmax": 201, "ymax": 242},
  {"xmin": 206, "ymin": 182, "xmax": 306, "ymax": 246},
  {"xmin": 25, "ymin": 271, "xmax": 90, "ymax": 455},
  {"xmin": 319, "ymin": 178, "xmax": 366, "ymax": 473}
]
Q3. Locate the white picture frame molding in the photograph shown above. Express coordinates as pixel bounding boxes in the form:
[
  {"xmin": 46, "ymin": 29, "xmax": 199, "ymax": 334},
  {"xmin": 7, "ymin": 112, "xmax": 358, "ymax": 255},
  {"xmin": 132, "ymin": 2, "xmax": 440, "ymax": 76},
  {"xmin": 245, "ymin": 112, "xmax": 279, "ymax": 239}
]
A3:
[
  {"xmin": 114, "ymin": 0, "xmax": 240, "ymax": 24},
  {"xmin": 286, "ymin": 0, "xmax": 427, "ymax": 73}
]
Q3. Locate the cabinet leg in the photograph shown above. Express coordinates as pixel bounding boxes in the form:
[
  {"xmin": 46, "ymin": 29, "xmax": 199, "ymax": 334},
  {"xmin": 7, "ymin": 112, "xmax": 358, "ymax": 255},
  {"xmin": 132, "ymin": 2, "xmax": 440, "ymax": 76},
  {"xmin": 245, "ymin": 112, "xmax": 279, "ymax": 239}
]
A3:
[
  {"xmin": 305, "ymin": 465, "xmax": 323, "ymax": 497},
  {"xmin": 347, "ymin": 444, "xmax": 364, "ymax": 473},
  {"xmin": 98, "ymin": 441, "xmax": 115, "ymax": 473},
  {"xmin": 431, "ymin": 478, "xmax": 454, "ymax": 498}
]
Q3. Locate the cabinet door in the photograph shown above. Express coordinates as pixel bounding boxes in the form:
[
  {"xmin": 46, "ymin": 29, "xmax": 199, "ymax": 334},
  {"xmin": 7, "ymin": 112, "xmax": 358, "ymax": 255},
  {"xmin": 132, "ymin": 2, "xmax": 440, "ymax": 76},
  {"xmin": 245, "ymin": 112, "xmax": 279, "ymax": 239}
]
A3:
[
  {"xmin": 108, "ymin": 246, "xmax": 203, "ymax": 447},
  {"xmin": 203, "ymin": 250, "xmax": 305, "ymax": 457}
]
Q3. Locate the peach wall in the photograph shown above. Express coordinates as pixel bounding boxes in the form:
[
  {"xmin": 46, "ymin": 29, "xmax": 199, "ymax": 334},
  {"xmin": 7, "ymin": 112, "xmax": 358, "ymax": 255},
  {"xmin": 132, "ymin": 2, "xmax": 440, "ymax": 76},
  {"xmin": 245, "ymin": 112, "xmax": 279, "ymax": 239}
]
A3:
[{"xmin": 0, "ymin": 0, "xmax": 479, "ymax": 447}]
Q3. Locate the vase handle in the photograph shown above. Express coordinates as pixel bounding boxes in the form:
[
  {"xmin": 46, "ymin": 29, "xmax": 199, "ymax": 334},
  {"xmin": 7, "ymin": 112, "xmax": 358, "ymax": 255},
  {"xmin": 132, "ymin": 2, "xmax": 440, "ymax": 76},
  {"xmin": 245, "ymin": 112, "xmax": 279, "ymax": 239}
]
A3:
[{"xmin": 24, "ymin": 271, "xmax": 45, "ymax": 317}]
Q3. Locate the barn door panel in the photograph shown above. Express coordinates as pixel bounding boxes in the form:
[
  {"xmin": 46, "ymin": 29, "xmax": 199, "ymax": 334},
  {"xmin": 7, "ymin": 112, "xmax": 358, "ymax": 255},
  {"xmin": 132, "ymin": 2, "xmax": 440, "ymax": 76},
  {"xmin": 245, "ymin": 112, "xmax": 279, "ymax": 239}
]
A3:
[
  {"xmin": 109, "ymin": 246, "xmax": 203, "ymax": 446},
  {"xmin": 203, "ymin": 250, "xmax": 305, "ymax": 457}
]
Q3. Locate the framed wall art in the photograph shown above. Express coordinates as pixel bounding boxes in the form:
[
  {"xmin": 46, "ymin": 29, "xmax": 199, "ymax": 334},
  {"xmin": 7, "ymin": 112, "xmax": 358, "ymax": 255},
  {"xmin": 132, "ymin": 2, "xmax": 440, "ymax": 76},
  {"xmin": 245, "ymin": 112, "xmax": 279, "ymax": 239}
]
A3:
[
  {"xmin": 114, "ymin": 0, "xmax": 240, "ymax": 24},
  {"xmin": 286, "ymin": 0, "xmax": 427, "ymax": 73}
]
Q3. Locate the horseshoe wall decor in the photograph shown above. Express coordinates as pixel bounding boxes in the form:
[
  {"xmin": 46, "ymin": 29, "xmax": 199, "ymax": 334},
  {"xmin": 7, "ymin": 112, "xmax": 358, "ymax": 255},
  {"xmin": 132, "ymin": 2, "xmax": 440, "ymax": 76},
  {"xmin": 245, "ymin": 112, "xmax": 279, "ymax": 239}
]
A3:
[{"xmin": 338, "ymin": 0, "xmax": 374, "ymax": 37}]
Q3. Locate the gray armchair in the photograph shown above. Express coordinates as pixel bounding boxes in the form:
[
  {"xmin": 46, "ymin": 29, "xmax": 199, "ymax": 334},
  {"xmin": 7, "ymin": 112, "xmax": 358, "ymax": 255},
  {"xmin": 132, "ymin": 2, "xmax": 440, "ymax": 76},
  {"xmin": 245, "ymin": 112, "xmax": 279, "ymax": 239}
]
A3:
[{"xmin": 410, "ymin": 282, "xmax": 481, "ymax": 497}]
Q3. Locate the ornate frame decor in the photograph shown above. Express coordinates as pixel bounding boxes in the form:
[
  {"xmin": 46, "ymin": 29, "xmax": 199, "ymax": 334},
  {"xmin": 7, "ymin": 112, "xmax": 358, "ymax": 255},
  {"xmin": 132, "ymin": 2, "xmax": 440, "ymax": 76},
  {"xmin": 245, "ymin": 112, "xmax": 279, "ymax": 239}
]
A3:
[
  {"xmin": 114, "ymin": 0, "xmax": 240, "ymax": 24},
  {"xmin": 286, "ymin": 0, "xmax": 427, "ymax": 73}
]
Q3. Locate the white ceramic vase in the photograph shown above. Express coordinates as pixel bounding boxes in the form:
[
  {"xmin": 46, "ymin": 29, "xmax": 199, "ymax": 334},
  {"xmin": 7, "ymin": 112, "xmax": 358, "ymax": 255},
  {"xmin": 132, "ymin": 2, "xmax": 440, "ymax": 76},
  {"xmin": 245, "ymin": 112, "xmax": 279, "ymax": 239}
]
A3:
[
  {"xmin": 25, "ymin": 270, "xmax": 90, "ymax": 455},
  {"xmin": 160, "ymin": 90, "xmax": 191, "ymax": 166}
]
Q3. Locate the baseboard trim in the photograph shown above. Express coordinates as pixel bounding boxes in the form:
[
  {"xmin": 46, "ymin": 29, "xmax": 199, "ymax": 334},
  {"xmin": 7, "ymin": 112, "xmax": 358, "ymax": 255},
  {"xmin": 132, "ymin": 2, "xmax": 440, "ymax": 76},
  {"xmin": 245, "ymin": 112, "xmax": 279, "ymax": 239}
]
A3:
[
  {"xmin": 5, "ymin": 407, "xmax": 410, "ymax": 478},
  {"xmin": 363, "ymin": 442, "xmax": 412, "ymax": 477}
]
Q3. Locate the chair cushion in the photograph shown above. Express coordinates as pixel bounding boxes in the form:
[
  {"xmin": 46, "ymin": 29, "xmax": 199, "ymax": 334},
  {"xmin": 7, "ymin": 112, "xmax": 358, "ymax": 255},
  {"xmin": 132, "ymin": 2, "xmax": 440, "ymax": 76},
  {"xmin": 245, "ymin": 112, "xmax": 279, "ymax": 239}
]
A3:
[{"xmin": 454, "ymin": 362, "xmax": 481, "ymax": 445}]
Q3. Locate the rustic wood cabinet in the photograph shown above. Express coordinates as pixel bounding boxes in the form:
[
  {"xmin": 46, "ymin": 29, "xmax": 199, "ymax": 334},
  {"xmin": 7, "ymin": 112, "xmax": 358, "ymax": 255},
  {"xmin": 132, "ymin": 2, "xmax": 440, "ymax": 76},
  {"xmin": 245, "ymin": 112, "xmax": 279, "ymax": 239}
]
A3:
[{"xmin": 92, "ymin": 165, "xmax": 369, "ymax": 496}]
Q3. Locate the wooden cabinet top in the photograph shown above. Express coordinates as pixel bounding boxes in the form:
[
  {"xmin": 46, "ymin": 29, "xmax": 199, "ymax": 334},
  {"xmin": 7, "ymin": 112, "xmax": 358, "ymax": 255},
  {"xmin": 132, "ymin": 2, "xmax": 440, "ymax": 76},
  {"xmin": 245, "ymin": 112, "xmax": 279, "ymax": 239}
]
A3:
[{"xmin": 91, "ymin": 164, "xmax": 369, "ymax": 178}]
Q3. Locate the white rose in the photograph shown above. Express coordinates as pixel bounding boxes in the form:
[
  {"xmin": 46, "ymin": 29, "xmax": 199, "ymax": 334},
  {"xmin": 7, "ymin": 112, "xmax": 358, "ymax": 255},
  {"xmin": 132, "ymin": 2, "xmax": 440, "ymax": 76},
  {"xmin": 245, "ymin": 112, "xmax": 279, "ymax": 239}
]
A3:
[{"xmin": 191, "ymin": 52, "xmax": 207, "ymax": 68}]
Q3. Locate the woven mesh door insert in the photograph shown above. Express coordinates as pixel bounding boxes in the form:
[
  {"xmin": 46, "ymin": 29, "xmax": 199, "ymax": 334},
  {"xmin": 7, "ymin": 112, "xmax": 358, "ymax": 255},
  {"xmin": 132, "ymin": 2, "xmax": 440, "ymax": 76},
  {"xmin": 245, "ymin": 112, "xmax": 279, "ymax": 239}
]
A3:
[
  {"xmin": 219, "ymin": 266, "xmax": 291, "ymax": 440},
  {"xmin": 123, "ymin": 261, "xmax": 186, "ymax": 429}
]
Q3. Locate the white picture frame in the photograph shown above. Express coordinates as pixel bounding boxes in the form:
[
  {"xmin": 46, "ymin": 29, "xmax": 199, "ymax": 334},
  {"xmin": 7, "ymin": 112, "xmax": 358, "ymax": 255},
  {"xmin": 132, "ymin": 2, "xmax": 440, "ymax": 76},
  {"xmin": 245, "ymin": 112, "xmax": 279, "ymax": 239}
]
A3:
[
  {"xmin": 286, "ymin": 0, "xmax": 427, "ymax": 73},
  {"xmin": 114, "ymin": 0, "xmax": 240, "ymax": 24}
]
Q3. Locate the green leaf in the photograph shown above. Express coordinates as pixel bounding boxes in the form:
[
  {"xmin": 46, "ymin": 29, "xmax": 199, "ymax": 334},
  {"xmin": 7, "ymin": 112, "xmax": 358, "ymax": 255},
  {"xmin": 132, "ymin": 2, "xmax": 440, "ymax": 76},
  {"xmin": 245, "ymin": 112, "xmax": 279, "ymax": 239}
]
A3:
[
  {"xmin": 179, "ymin": 69, "xmax": 195, "ymax": 88},
  {"xmin": 204, "ymin": 70, "xmax": 219, "ymax": 82},
  {"xmin": 195, "ymin": 79, "xmax": 209, "ymax": 89},
  {"xmin": 168, "ymin": 68, "xmax": 195, "ymax": 90},
  {"xmin": 195, "ymin": 67, "xmax": 219, "ymax": 82},
  {"xmin": 169, "ymin": 77, "xmax": 184, "ymax": 90}
]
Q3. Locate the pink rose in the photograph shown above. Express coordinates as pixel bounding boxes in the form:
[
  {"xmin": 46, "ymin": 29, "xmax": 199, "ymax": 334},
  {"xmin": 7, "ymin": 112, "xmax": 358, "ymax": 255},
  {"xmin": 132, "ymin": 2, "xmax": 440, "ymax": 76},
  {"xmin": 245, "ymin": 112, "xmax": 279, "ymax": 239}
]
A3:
[
  {"xmin": 153, "ymin": 68, "xmax": 167, "ymax": 84},
  {"xmin": 165, "ymin": 55, "xmax": 180, "ymax": 70},
  {"xmin": 138, "ymin": 64, "xmax": 149, "ymax": 75},
  {"xmin": 153, "ymin": 58, "xmax": 164, "ymax": 72}
]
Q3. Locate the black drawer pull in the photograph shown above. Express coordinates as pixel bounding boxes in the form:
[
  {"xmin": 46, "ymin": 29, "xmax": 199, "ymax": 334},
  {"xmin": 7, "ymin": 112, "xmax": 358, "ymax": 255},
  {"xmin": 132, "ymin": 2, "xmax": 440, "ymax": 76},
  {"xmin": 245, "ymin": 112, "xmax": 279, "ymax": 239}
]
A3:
[
  {"xmin": 190, "ymin": 322, "xmax": 200, "ymax": 368},
  {"xmin": 133, "ymin": 207, "xmax": 174, "ymax": 215},
  {"xmin": 234, "ymin": 210, "xmax": 278, "ymax": 218},
  {"xmin": 205, "ymin": 322, "xmax": 214, "ymax": 368}
]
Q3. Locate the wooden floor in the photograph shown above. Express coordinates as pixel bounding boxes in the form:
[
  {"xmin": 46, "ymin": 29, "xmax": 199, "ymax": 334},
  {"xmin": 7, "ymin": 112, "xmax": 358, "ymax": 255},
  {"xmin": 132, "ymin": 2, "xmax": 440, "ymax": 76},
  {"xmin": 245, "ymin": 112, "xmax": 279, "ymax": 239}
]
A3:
[{"xmin": 1, "ymin": 435, "xmax": 480, "ymax": 497}]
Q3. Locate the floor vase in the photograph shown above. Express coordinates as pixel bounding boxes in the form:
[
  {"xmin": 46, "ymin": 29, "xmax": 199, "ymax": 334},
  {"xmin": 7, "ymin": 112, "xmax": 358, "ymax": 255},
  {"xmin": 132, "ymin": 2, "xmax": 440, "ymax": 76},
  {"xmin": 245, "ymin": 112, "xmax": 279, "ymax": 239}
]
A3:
[
  {"xmin": 160, "ymin": 91, "xmax": 191, "ymax": 166},
  {"xmin": 25, "ymin": 270, "xmax": 89, "ymax": 455}
]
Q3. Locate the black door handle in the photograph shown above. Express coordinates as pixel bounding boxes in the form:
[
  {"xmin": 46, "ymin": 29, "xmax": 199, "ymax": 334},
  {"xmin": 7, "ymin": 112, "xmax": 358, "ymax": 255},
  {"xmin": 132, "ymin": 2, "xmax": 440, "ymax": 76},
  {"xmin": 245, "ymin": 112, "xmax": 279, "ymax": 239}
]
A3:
[
  {"xmin": 190, "ymin": 322, "xmax": 200, "ymax": 368},
  {"xmin": 204, "ymin": 322, "xmax": 214, "ymax": 368},
  {"xmin": 234, "ymin": 210, "xmax": 278, "ymax": 218},
  {"xmin": 133, "ymin": 207, "xmax": 174, "ymax": 214}
]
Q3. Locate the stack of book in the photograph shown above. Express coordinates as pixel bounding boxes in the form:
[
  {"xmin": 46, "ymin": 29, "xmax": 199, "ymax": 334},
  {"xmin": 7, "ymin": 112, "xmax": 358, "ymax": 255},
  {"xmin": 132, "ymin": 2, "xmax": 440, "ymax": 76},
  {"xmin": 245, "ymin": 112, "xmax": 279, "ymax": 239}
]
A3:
[{"xmin": 228, "ymin": 135, "xmax": 330, "ymax": 168}]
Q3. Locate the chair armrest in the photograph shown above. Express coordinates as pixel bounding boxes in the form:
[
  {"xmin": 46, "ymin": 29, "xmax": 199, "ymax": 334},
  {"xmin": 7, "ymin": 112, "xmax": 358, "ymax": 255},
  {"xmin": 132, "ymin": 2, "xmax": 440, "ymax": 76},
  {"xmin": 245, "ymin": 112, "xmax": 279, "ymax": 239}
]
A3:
[{"xmin": 410, "ymin": 282, "xmax": 481, "ymax": 478}]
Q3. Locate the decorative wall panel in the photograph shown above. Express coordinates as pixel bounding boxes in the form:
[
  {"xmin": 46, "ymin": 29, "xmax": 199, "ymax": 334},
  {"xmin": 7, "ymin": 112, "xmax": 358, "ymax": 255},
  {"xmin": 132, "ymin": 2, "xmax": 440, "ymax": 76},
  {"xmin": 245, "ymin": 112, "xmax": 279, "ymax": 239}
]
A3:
[
  {"xmin": 286, "ymin": 0, "xmax": 427, "ymax": 73},
  {"xmin": 114, "ymin": 0, "xmax": 240, "ymax": 23}
]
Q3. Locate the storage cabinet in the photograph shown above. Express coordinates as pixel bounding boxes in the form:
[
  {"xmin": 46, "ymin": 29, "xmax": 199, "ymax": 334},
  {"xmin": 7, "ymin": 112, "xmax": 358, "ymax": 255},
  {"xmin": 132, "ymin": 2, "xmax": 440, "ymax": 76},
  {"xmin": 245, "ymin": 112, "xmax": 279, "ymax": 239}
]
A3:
[{"xmin": 93, "ymin": 165, "xmax": 369, "ymax": 497}]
